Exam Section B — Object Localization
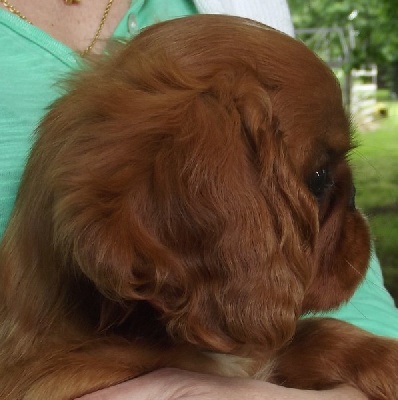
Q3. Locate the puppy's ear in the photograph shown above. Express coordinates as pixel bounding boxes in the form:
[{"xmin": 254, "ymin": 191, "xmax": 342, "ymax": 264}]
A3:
[
  {"xmin": 47, "ymin": 66, "xmax": 317, "ymax": 353},
  {"xmin": 154, "ymin": 70, "xmax": 318, "ymax": 353},
  {"xmin": 16, "ymin": 43, "xmax": 317, "ymax": 352}
]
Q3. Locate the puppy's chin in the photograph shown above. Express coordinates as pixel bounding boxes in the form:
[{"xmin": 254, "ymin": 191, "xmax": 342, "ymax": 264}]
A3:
[{"xmin": 303, "ymin": 207, "xmax": 371, "ymax": 313}]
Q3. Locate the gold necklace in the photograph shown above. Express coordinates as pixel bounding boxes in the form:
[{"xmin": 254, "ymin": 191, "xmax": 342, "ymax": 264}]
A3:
[
  {"xmin": 0, "ymin": 0, "xmax": 114, "ymax": 56},
  {"xmin": 0, "ymin": 0, "xmax": 28, "ymax": 22}
]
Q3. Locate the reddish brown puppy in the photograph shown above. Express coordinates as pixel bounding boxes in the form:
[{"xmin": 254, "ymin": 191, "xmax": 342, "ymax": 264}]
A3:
[{"xmin": 0, "ymin": 14, "xmax": 397, "ymax": 400}]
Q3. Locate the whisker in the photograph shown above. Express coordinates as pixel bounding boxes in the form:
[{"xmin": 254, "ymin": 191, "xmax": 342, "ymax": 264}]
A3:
[
  {"xmin": 341, "ymin": 259, "xmax": 368, "ymax": 318},
  {"xmin": 350, "ymin": 303, "xmax": 367, "ymax": 319},
  {"xmin": 345, "ymin": 258, "xmax": 364, "ymax": 278},
  {"xmin": 343, "ymin": 258, "xmax": 390, "ymax": 320},
  {"xmin": 344, "ymin": 258, "xmax": 386, "ymax": 294}
]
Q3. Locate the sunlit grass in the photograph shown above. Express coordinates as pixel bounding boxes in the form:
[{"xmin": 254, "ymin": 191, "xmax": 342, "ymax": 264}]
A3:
[{"xmin": 351, "ymin": 101, "xmax": 398, "ymax": 302}]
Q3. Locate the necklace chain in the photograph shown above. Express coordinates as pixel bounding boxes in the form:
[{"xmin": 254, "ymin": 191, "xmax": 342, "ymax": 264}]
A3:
[
  {"xmin": 0, "ymin": 0, "xmax": 28, "ymax": 22},
  {"xmin": 0, "ymin": 0, "xmax": 114, "ymax": 56}
]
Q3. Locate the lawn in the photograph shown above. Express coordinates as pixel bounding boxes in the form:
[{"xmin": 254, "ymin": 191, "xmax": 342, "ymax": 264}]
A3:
[{"xmin": 351, "ymin": 101, "xmax": 398, "ymax": 303}]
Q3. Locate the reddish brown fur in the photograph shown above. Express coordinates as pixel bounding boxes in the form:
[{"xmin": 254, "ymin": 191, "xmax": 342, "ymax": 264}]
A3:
[{"xmin": 0, "ymin": 15, "xmax": 397, "ymax": 399}]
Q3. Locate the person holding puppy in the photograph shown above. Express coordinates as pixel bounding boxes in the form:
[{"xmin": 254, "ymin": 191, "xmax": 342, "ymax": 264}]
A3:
[{"xmin": 0, "ymin": 1, "xmax": 396, "ymax": 399}]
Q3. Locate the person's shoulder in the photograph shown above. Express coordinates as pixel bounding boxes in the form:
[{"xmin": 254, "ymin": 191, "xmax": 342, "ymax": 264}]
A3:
[{"xmin": 313, "ymin": 251, "xmax": 398, "ymax": 339}]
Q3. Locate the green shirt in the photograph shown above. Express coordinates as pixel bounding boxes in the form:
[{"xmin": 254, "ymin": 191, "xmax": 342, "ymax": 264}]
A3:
[
  {"xmin": 0, "ymin": 0, "xmax": 197, "ymax": 234},
  {"xmin": 1, "ymin": 0, "xmax": 397, "ymax": 338}
]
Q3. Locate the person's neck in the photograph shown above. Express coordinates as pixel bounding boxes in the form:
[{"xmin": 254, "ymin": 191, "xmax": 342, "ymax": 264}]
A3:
[{"xmin": 0, "ymin": 0, "xmax": 131, "ymax": 54}]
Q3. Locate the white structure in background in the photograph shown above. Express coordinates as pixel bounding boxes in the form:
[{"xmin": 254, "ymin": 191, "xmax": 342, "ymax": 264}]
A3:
[{"xmin": 351, "ymin": 65, "xmax": 378, "ymax": 127}]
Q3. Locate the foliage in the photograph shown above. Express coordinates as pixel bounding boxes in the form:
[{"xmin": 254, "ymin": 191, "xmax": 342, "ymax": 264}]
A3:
[{"xmin": 288, "ymin": 0, "xmax": 398, "ymax": 67}]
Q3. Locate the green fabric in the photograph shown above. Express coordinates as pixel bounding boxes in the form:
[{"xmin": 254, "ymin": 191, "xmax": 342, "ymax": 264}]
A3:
[
  {"xmin": 305, "ymin": 252, "xmax": 398, "ymax": 338},
  {"xmin": 114, "ymin": 0, "xmax": 197, "ymax": 37},
  {"xmin": 0, "ymin": 0, "xmax": 197, "ymax": 234},
  {"xmin": 0, "ymin": 0, "xmax": 397, "ymax": 339}
]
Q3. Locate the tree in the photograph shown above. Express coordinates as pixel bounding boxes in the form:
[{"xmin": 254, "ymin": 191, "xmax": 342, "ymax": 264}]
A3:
[{"xmin": 288, "ymin": 0, "xmax": 398, "ymax": 69}]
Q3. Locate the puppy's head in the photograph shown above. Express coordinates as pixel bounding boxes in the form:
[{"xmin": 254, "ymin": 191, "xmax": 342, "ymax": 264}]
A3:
[{"xmin": 16, "ymin": 15, "xmax": 370, "ymax": 353}]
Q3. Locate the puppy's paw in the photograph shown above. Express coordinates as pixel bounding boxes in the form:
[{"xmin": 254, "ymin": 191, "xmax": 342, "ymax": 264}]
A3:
[{"xmin": 271, "ymin": 318, "xmax": 398, "ymax": 399}]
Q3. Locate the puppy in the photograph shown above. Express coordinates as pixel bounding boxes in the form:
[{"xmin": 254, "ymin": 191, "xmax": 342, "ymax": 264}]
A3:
[{"xmin": 0, "ymin": 14, "xmax": 397, "ymax": 399}]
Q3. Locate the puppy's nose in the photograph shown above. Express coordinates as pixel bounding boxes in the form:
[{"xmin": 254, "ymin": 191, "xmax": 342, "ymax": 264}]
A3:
[{"xmin": 349, "ymin": 184, "xmax": 356, "ymax": 209}]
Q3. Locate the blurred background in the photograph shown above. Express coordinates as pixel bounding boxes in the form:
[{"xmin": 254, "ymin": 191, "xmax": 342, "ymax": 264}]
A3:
[{"xmin": 289, "ymin": 0, "xmax": 398, "ymax": 304}]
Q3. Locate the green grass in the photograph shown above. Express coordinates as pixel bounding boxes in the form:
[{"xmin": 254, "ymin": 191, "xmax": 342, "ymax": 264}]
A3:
[
  {"xmin": 351, "ymin": 101, "xmax": 398, "ymax": 302},
  {"xmin": 376, "ymin": 88, "xmax": 392, "ymax": 102}
]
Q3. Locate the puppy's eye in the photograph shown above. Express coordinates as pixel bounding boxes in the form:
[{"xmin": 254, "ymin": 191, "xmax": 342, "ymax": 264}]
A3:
[{"xmin": 308, "ymin": 168, "xmax": 332, "ymax": 199}]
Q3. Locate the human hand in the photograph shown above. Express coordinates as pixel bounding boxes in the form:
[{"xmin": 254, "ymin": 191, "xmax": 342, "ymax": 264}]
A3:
[{"xmin": 76, "ymin": 368, "xmax": 367, "ymax": 400}]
